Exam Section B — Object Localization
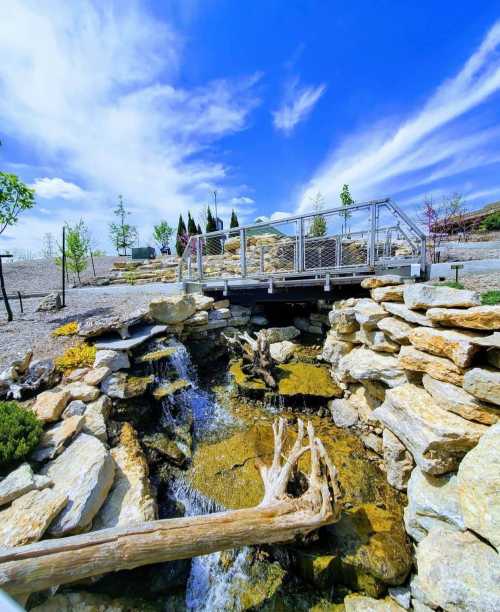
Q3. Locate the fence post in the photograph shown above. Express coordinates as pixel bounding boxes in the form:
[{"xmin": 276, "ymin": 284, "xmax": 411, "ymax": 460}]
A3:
[
  {"xmin": 196, "ymin": 236, "xmax": 203, "ymax": 281},
  {"xmin": 62, "ymin": 226, "xmax": 66, "ymax": 307},
  {"xmin": 239, "ymin": 228, "xmax": 247, "ymax": 277}
]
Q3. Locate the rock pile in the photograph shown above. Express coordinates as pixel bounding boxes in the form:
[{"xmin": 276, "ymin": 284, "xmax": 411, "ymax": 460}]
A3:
[{"xmin": 319, "ymin": 277, "xmax": 500, "ymax": 611}]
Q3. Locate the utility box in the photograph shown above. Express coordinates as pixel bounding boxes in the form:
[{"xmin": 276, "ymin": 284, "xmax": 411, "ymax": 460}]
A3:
[{"xmin": 132, "ymin": 247, "xmax": 156, "ymax": 260}]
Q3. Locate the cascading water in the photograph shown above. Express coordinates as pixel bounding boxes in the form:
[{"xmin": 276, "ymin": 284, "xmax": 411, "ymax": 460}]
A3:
[{"xmin": 158, "ymin": 338, "xmax": 249, "ymax": 611}]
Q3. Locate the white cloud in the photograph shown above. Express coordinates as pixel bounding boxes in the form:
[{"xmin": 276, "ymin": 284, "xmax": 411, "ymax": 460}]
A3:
[
  {"xmin": 0, "ymin": 1, "xmax": 261, "ymax": 252},
  {"xmin": 298, "ymin": 20, "xmax": 500, "ymax": 212},
  {"xmin": 272, "ymin": 78, "xmax": 326, "ymax": 135},
  {"xmin": 31, "ymin": 177, "xmax": 86, "ymax": 200},
  {"xmin": 230, "ymin": 196, "xmax": 255, "ymax": 205}
]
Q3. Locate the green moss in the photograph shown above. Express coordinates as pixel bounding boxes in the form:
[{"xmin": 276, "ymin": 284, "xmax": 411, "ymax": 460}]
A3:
[
  {"xmin": 481, "ymin": 290, "xmax": 500, "ymax": 305},
  {"xmin": 136, "ymin": 348, "xmax": 178, "ymax": 364},
  {"xmin": 0, "ymin": 401, "xmax": 42, "ymax": 468},
  {"xmin": 152, "ymin": 379, "xmax": 191, "ymax": 400},
  {"xmin": 55, "ymin": 342, "xmax": 96, "ymax": 372},
  {"xmin": 125, "ymin": 375, "xmax": 154, "ymax": 398},
  {"xmin": 277, "ymin": 363, "xmax": 342, "ymax": 399}
]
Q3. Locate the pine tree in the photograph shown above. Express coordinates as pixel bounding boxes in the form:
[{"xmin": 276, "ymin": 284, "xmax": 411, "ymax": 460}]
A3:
[
  {"xmin": 197, "ymin": 224, "xmax": 202, "ymax": 235},
  {"xmin": 187, "ymin": 211, "xmax": 197, "ymax": 235},
  {"xmin": 205, "ymin": 206, "xmax": 221, "ymax": 254},
  {"xmin": 176, "ymin": 214, "xmax": 187, "ymax": 256},
  {"xmin": 230, "ymin": 210, "xmax": 239, "ymax": 229},
  {"xmin": 206, "ymin": 206, "xmax": 216, "ymax": 233}
]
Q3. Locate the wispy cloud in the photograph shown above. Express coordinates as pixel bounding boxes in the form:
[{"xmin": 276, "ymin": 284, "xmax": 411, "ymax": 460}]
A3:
[
  {"xmin": 298, "ymin": 20, "xmax": 500, "ymax": 212},
  {"xmin": 31, "ymin": 177, "xmax": 86, "ymax": 200},
  {"xmin": 0, "ymin": 1, "xmax": 260, "ymax": 251},
  {"xmin": 272, "ymin": 78, "xmax": 326, "ymax": 135}
]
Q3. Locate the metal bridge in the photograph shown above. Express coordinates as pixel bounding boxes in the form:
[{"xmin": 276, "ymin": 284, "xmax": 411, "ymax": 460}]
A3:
[{"xmin": 178, "ymin": 198, "xmax": 426, "ymax": 297}]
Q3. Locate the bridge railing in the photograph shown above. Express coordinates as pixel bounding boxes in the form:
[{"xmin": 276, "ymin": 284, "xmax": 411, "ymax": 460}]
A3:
[{"xmin": 178, "ymin": 198, "xmax": 426, "ymax": 282}]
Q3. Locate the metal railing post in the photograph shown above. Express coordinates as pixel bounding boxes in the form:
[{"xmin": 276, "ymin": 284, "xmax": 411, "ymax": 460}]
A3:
[
  {"xmin": 259, "ymin": 246, "xmax": 265, "ymax": 274},
  {"xmin": 368, "ymin": 202, "xmax": 377, "ymax": 266},
  {"xmin": 297, "ymin": 217, "xmax": 304, "ymax": 272},
  {"xmin": 196, "ymin": 236, "xmax": 203, "ymax": 280},
  {"xmin": 187, "ymin": 252, "xmax": 192, "ymax": 279},
  {"xmin": 239, "ymin": 228, "xmax": 247, "ymax": 277},
  {"xmin": 335, "ymin": 234, "xmax": 342, "ymax": 268}
]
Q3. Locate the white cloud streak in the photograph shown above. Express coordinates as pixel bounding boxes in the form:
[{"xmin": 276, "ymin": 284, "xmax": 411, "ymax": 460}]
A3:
[
  {"xmin": 0, "ymin": 1, "xmax": 260, "ymax": 251},
  {"xmin": 298, "ymin": 20, "xmax": 500, "ymax": 212},
  {"xmin": 31, "ymin": 177, "xmax": 86, "ymax": 200},
  {"xmin": 273, "ymin": 78, "xmax": 326, "ymax": 135}
]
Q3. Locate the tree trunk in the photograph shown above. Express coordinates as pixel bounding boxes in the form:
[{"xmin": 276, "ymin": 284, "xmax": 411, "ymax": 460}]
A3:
[{"xmin": 0, "ymin": 419, "xmax": 341, "ymax": 596}]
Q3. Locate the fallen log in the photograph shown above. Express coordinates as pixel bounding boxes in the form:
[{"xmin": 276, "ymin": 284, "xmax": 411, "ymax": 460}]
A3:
[{"xmin": 0, "ymin": 418, "xmax": 341, "ymax": 596}]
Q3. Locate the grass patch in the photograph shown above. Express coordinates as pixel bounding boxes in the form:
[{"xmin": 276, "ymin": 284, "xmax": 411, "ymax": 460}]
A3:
[
  {"xmin": 481, "ymin": 290, "xmax": 500, "ymax": 305},
  {"xmin": 55, "ymin": 342, "xmax": 96, "ymax": 372},
  {"xmin": 0, "ymin": 401, "xmax": 42, "ymax": 468},
  {"xmin": 52, "ymin": 321, "xmax": 78, "ymax": 337},
  {"xmin": 436, "ymin": 281, "xmax": 465, "ymax": 290}
]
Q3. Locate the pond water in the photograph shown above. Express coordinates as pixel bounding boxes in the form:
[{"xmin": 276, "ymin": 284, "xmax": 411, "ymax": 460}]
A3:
[{"xmin": 158, "ymin": 342, "xmax": 411, "ymax": 610}]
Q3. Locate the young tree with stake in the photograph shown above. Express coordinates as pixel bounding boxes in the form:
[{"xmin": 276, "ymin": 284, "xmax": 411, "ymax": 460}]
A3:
[
  {"xmin": 339, "ymin": 184, "xmax": 354, "ymax": 234},
  {"xmin": 109, "ymin": 195, "xmax": 138, "ymax": 256}
]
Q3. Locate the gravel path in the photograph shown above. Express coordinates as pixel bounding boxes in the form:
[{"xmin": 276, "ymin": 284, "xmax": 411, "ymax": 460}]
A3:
[
  {"xmin": 0, "ymin": 284, "xmax": 180, "ymax": 371},
  {"xmin": 1, "ymin": 256, "xmax": 121, "ymax": 295}
]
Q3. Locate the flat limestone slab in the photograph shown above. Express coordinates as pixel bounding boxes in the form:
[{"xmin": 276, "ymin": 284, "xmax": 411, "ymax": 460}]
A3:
[
  {"xmin": 377, "ymin": 316, "xmax": 415, "ymax": 344},
  {"xmin": 338, "ymin": 347, "xmax": 407, "ymax": 387},
  {"xmin": 94, "ymin": 324, "xmax": 167, "ymax": 351},
  {"xmin": 31, "ymin": 415, "xmax": 85, "ymax": 461},
  {"xmin": 463, "ymin": 367, "xmax": 500, "ymax": 406},
  {"xmin": 426, "ymin": 305, "xmax": 500, "ymax": 330},
  {"xmin": 403, "ymin": 284, "xmax": 480, "ymax": 309},
  {"xmin": 0, "ymin": 489, "xmax": 68, "ymax": 547},
  {"xmin": 372, "ymin": 384, "xmax": 486, "ymax": 475},
  {"xmin": 382, "ymin": 302, "xmax": 437, "ymax": 327},
  {"xmin": 408, "ymin": 327, "xmax": 481, "ymax": 368},
  {"xmin": 398, "ymin": 346, "xmax": 465, "ymax": 386},
  {"xmin": 41, "ymin": 433, "xmax": 115, "ymax": 536},
  {"xmin": 0, "ymin": 463, "xmax": 50, "ymax": 506}
]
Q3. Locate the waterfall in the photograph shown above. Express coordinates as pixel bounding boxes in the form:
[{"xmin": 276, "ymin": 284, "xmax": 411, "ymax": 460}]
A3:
[{"xmin": 161, "ymin": 338, "xmax": 249, "ymax": 611}]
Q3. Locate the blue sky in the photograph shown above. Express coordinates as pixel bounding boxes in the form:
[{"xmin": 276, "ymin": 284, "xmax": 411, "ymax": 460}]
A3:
[{"xmin": 1, "ymin": 1, "xmax": 500, "ymax": 254}]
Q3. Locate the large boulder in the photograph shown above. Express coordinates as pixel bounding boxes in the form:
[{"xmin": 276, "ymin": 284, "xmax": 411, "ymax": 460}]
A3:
[
  {"xmin": 31, "ymin": 415, "xmax": 85, "ymax": 461},
  {"xmin": 329, "ymin": 308, "xmax": 359, "ymax": 333},
  {"xmin": 404, "ymin": 467, "xmax": 464, "ymax": 541},
  {"xmin": 354, "ymin": 299, "xmax": 387, "ymax": 330},
  {"xmin": 382, "ymin": 302, "xmax": 437, "ymax": 327},
  {"xmin": 259, "ymin": 326, "xmax": 300, "ymax": 343},
  {"xmin": 269, "ymin": 340, "xmax": 297, "ymax": 363},
  {"xmin": 457, "ymin": 422, "xmax": 500, "ymax": 551},
  {"xmin": 0, "ymin": 463, "xmax": 51, "ymax": 506},
  {"xmin": 32, "ymin": 388, "xmax": 71, "ymax": 423},
  {"xmin": 319, "ymin": 332, "xmax": 353, "ymax": 367},
  {"xmin": 382, "ymin": 429, "xmax": 414, "ymax": 491},
  {"xmin": 422, "ymin": 374, "xmax": 498, "ymax": 425},
  {"xmin": 463, "ymin": 367, "xmax": 500, "ymax": 406},
  {"xmin": 377, "ymin": 317, "xmax": 415, "ymax": 345},
  {"xmin": 371, "ymin": 285, "xmax": 404, "ymax": 303},
  {"xmin": 413, "ymin": 527, "xmax": 500, "ymax": 611},
  {"xmin": 149, "ymin": 294, "xmax": 196, "ymax": 324},
  {"xmin": 426, "ymin": 305, "xmax": 500, "ymax": 330},
  {"xmin": 398, "ymin": 346, "xmax": 465, "ymax": 386},
  {"xmin": 41, "ymin": 433, "xmax": 115, "ymax": 536},
  {"xmin": 372, "ymin": 384, "xmax": 487, "ymax": 475},
  {"xmin": 0, "ymin": 488, "xmax": 68, "ymax": 547},
  {"xmin": 94, "ymin": 349, "xmax": 130, "ymax": 372},
  {"xmin": 408, "ymin": 327, "xmax": 481, "ymax": 368},
  {"xmin": 94, "ymin": 423, "xmax": 156, "ymax": 529},
  {"xmin": 403, "ymin": 284, "xmax": 480, "ymax": 309},
  {"xmin": 36, "ymin": 292, "xmax": 62, "ymax": 312},
  {"xmin": 338, "ymin": 347, "xmax": 407, "ymax": 387},
  {"xmin": 361, "ymin": 275, "xmax": 404, "ymax": 289}
]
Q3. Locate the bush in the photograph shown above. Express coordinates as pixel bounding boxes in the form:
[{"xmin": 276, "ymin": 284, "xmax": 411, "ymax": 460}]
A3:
[
  {"xmin": 481, "ymin": 290, "xmax": 500, "ymax": 305},
  {"xmin": 480, "ymin": 212, "xmax": 500, "ymax": 231},
  {"xmin": 55, "ymin": 342, "xmax": 96, "ymax": 372},
  {"xmin": 0, "ymin": 401, "xmax": 42, "ymax": 467},
  {"xmin": 52, "ymin": 321, "xmax": 78, "ymax": 337}
]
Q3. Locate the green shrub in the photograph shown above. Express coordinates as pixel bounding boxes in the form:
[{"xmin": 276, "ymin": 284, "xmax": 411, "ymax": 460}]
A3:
[
  {"xmin": 437, "ymin": 281, "xmax": 465, "ymax": 290},
  {"xmin": 0, "ymin": 401, "xmax": 42, "ymax": 467},
  {"xmin": 480, "ymin": 212, "xmax": 500, "ymax": 231},
  {"xmin": 481, "ymin": 290, "xmax": 500, "ymax": 305}
]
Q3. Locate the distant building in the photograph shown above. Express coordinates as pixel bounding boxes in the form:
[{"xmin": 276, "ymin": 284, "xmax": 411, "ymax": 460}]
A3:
[
  {"xmin": 247, "ymin": 216, "xmax": 286, "ymax": 238},
  {"xmin": 431, "ymin": 201, "xmax": 500, "ymax": 234}
]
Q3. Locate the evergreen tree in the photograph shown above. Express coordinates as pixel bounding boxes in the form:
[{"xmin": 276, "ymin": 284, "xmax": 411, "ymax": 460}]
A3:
[
  {"xmin": 308, "ymin": 192, "xmax": 327, "ymax": 237},
  {"xmin": 187, "ymin": 211, "xmax": 197, "ymax": 235},
  {"xmin": 197, "ymin": 224, "xmax": 202, "ymax": 235},
  {"xmin": 176, "ymin": 214, "xmax": 187, "ymax": 256},
  {"xmin": 205, "ymin": 206, "xmax": 221, "ymax": 254},
  {"xmin": 230, "ymin": 209, "xmax": 239, "ymax": 229}
]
